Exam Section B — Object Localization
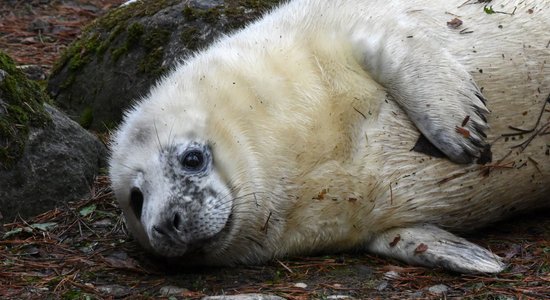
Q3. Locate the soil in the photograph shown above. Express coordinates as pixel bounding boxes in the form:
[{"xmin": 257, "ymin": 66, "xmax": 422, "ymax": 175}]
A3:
[{"xmin": 0, "ymin": 1, "xmax": 549, "ymax": 299}]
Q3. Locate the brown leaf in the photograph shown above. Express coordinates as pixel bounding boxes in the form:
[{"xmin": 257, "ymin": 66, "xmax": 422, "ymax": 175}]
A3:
[
  {"xmin": 414, "ymin": 243, "xmax": 428, "ymax": 254},
  {"xmin": 104, "ymin": 251, "xmax": 141, "ymax": 270},
  {"xmin": 389, "ymin": 235, "xmax": 401, "ymax": 247},
  {"xmin": 313, "ymin": 188, "xmax": 328, "ymax": 200},
  {"xmin": 455, "ymin": 126, "xmax": 471, "ymax": 138},
  {"xmin": 447, "ymin": 18, "xmax": 463, "ymax": 29}
]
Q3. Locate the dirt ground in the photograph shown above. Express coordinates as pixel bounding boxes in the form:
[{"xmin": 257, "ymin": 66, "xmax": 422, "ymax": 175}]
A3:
[
  {"xmin": 0, "ymin": 0, "xmax": 126, "ymax": 71},
  {"xmin": 0, "ymin": 1, "xmax": 549, "ymax": 299}
]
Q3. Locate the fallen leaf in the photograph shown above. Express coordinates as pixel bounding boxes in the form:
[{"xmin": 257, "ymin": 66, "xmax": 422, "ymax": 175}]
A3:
[
  {"xmin": 455, "ymin": 126, "xmax": 471, "ymax": 138},
  {"xmin": 79, "ymin": 204, "xmax": 97, "ymax": 217},
  {"xmin": 30, "ymin": 222, "xmax": 57, "ymax": 231},
  {"xmin": 389, "ymin": 235, "xmax": 401, "ymax": 247},
  {"xmin": 415, "ymin": 243, "xmax": 428, "ymax": 254},
  {"xmin": 447, "ymin": 18, "xmax": 463, "ymax": 29}
]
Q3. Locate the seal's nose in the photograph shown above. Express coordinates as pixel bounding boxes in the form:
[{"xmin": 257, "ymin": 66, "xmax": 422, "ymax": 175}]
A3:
[{"xmin": 153, "ymin": 211, "xmax": 186, "ymax": 238}]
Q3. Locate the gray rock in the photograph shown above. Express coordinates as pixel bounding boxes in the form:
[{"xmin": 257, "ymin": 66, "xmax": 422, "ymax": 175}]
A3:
[
  {"xmin": 427, "ymin": 284, "xmax": 449, "ymax": 295},
  {"xmin": 18, "ymin": 65, "xmax": 48, "ymax": 81},
  {"xmin": 409, "ymin": 291, "xmax": 424, "ymax": 299},
  {"xmin": 202, "ymin": 294, "xmax": 286, "ymax": 300},
  {"xmin": 47, "ymin": 0, "xmax": 283, "ymax": 130},
  {"xmin": 0, "ymin": 69, "xmax": 7, "ymax": 81},
  {"xmin": 1, "ymin": 51, "xmax": 106, "ymax": 222},
  {"xmin": 159, "ymin": 285, "xmax": 189, "ymax": 296},
  {"xmin": 96, "ymin": 284, "xmax": 132, "ymax": 297},
  {"xmin": 0, "ymin": 104, "xmax": 107, "ymax": 222},
  {"xmin": 375, "ymin": 280, "xmax": 388, "ymax": 291},
  {"xmin": 383, "ymin": 271, "xmax": 399, "ymax": 280}
]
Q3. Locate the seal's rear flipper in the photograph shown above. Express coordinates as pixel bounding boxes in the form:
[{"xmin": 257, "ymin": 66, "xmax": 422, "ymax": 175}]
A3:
[{"xmin": 366, "ymin": 224, "xmax": 504, "ymax": 273}]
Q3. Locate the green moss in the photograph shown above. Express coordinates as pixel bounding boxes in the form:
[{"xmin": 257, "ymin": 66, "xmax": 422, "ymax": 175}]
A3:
[
  {"xmin": 111, "ymin": 22, "xmax": 145, "ymax": 63},
  {"xmin": 182, "ymin": 5, "xmax": 221, "ymax": 23},
  {"xmin": 111, "ymin": 45, "xmax": 128, "ymax": 62},
  {"xmin": 0, "ymin": 51, "xmax": 51, "ymax": 169},
  {"xmin": 142, "ymin": 27, "xmax": 171, "ymax": 50},
  {"xmin": 127, "ymin": 22, "xmax": 145, "ymax": 46},
  {"xmin": 138, "ymin": 46, "xmax": 167, "ymax": 78},
  {"xmin": 59, "ymin": 73, "xmax": 76, "ymax": 90},
  {"xmin": 52, "ymin": 32, "xmax": 103, "ymax": 75},
  {"xmin": 180, "ymin": 26, "xmax": 201, "ymax": 50},
  {"xmin": 182, "ymin": 6, "xmax": 197, "ymax": 21},
  {"xmin": 96, "ymin": 24, "xmax": 125, "ymax": 58},
  {"xmin": 79, "ymin": 106, "xmax": 94, "ymax": 129},
  {"xmin": 137, "ymin": 27, "xmax": 171, "ymax": 77}
]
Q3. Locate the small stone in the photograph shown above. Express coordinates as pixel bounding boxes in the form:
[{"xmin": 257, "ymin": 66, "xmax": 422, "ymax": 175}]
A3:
[
  {"xmin": 294, "ymin": 282, "xmax": 307, "ymax": 289},
  {"xmin": 327, "ymin": 295, "xmax": 355, "ymax": 299},
  {"xmin": 383, "ymin": 270, "xmax": 399, "ymax": 280},
  {"xmin": 0, "ymin": 69, "xmax": 7, "ymax": 81},
  {"xmin": 97, "ymin": 284, "xmax": 132, "ymax": 297},
  {"xmin": 18, "ymin": 65, "xmax": 47, "ymax": 81},
  {"xmin": 410, "ymin": 291, "xmax": 424, "ymax": 299},
  {"xmin": 428, "ymin": 284, "xmax": 449, "ymax": 295},
  {"xmin": 92, "ymin": 219, "xmax": 113, "ymax": 228},
  {"xmin": 159, "ymin": 285, "xmax": 188, "ymax": 296},
  {"xmin": 376, "ymin": 280, "xmax": 388, "ymax": 291}
]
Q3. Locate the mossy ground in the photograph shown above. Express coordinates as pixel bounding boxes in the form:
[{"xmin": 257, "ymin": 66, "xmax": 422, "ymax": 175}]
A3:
[{"xmin": 0, "ymin": 52, "xmax": 51, "ymax": 169}]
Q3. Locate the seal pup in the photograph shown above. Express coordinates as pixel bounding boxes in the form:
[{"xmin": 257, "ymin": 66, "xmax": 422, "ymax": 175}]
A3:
[{"xmin": 109, "ymin": 0, "xmax": 550, "ymax": 273}]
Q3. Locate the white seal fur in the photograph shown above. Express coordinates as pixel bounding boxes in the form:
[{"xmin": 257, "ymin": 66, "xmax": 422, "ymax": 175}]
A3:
[{"xmin": 109, "ymin": 0, "xmax": 550, "ymax": 273}]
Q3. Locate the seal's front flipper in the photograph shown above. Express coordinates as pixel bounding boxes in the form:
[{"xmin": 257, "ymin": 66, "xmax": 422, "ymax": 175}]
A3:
[
  {"xmin": 366, "ymin": 224, "xmax": 504, "ymax": 273},
  {"xmin": 351, "ymin": 22, "xmax": 489, "ymax": 164}
]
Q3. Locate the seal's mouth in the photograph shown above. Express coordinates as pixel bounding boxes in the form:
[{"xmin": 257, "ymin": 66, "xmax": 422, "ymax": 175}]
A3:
[
  {"xmin": 147, "ymin": 205, "xmax": 234, "ymax": 260},
  {"xmin": 185, "ymin": 211, "xmax": 234, "ymax": 256}
]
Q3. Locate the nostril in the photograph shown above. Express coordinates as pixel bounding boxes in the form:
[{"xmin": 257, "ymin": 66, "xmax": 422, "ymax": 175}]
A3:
[
  {"xmin": 172, "ymin": 212, "xmax": 181, "ymax": 230},
  {"xmin": 130, "ymin": 187, "xmax": 144, "ymax": 221}
]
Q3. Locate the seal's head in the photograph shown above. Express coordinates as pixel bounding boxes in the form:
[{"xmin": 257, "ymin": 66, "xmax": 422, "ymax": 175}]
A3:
[
  {"xmin": 110, "ymin": 119, "xmax": 231, "ymax": 258},
  {"xmin": 108, "ymin": 64, "xmax": 260, "ymax": 262}
]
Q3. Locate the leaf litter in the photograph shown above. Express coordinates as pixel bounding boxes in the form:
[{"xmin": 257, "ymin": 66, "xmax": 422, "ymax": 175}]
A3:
[{"xmin": 0, "ymin": 178, "xmax": 548, "ymax": 299}]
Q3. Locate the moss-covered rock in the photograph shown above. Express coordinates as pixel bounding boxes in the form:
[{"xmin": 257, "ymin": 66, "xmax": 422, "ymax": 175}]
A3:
[
  {"xmin": 0, "ymin": 51, "xmax": 108, "ymax": 222},
  {"xmin": 47, "ymin": 0, "xmax": 283, "ymax": 131},
  {"xmin": 0, "ymin": 51, "xmax": 51, "ymax": 169}
]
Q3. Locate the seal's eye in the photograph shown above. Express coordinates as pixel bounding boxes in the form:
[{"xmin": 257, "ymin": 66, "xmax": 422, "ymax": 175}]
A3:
[{"xmin": 181, "ymin": 149, "xmax": 206, "ymax": 172}]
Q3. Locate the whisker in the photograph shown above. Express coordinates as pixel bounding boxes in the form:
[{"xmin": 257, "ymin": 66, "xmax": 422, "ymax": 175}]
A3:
[
  {"xmin": 116, "ymin": 162, "xmax": 140, "ymax": 173},
  {"xmin": 153, "ymin": 119, "xmax": 162, "ymax": 152},
  {"xmin": 168, "ymin": 119, "xmax": 176, "ymax": 149}
]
